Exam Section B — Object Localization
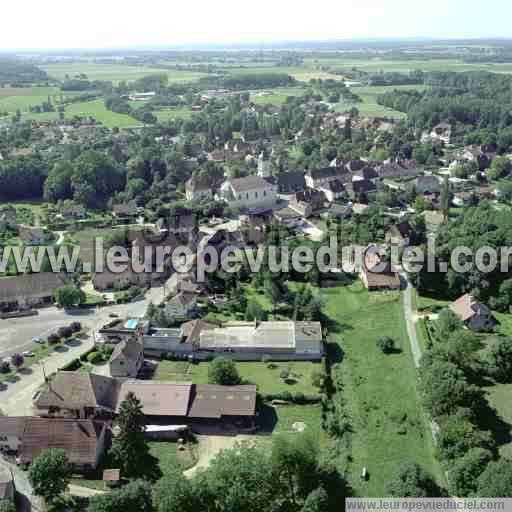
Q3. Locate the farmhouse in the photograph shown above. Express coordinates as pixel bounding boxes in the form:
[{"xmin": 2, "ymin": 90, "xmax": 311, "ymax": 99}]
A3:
[
  {"xmin": 185, "ymin": 175, "xmax": 213, "ymax": 201},
  {"xmin": 117, "ymin": 381, "xmax": 257, "ymax": 431},
  {"xmin": 385, "ymin": 221, "xmax": 414, "ymax": 247},
  {"xmin": 0, "ymin": 417, "xmax": 108, "ymax": 470},
  {"xmin": 199, "ymin": 321, "xmax": 323, "ymax": 360},
  {"xmin": 360, "ymin": 257, "xmax": 401, "ymax": 291},
  {"xmin": 109, "ymin": 337, "xmax": 144, "ymax": 378},
  {"xmin": 34, "ymin": 372, "xmax": 120, "ymax": 419},
  {"xmin": 33, "ymin": 372, "xmax": 257, "ymax": 433},
  {"xmin": 0, "ymin": 272, "xmax": 67, "ymax": 312},
  {"xmin": 450, "ymin": 294, "xmax": 497, "ymax": 332}
]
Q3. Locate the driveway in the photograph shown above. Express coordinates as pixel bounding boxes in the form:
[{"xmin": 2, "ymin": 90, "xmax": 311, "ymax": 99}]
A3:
[{"xmin": 401, "ymin": 273, "xmax": 422, "ymax": 368}]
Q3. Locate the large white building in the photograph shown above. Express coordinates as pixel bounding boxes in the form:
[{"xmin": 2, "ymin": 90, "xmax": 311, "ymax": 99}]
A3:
[
  {"xmin": 219, "ymin": 175, "xmax": 277, "ymax": 211},
  {"xmin": 199, "ymin": 321, "xmax": 323, "ymax": 360}
]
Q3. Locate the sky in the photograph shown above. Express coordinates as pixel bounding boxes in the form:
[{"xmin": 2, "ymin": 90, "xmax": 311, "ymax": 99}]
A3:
[{"xmin": 1, "ymin": 0, "xmax": 511, "ymax": 50}]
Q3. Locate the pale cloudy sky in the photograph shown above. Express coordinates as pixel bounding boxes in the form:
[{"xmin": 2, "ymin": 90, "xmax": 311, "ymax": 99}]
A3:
[{"xmin": 1, "ymin": 0, "xmax": 510, "ymax": 50}]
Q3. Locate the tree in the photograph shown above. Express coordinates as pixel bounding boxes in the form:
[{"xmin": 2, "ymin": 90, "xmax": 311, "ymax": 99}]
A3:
[
  {"xmin": 28, "ymin": 448, "xmax": 72, "ymax": 503},
  {"xmin": 110, "ymin": 392, "xmax": 149, "ymax": 478},
  {"xmin": 386, "ymin": 461, "xmax": 440, "ymax": 497},
  {"xmin": 208, "ymin": 357, "xmax": 241, "ymax": 386},
  {"xmin": 437, "ymin": 411, "xmax": 494, "ymax": 461},
  {"xmin": 477, "ymin": 460, "xmax": 512, "ymax": 497},
  {"xmin": 440, "ymin": 175, "xmax": 450, "ymax": 220},
  {"xmin": 88, "ymin": 480, "xmax": 153, "ymax": 512},
  {"xmin": 153, "ymin": 468, "xmax": 199, "ymax": 512},
  {"xmin": 450, "ymin": 448, "xmax": 493, "ymax": 497},
  {"xmin": 488, "ymin": 337, "xmax": 512, "ymax": 382},
  {"xmin": 10, "ymin": 353, "xmax": 24, "ymax": 371},
  {"xmin": 376, "ymin": 336, "xmax": 395, "ymax": 354},
  {"xmin": 195, "ymin": 442, "xmax": 276, "ymax": 512},
  {"xmin": 245, "ymin": 300, "xmax": 267, "ymax": 321},
  {"xmin": 0, "ymin": 502, "xmax": 16, "ymax": 512},
  {"xmin": 54, "ymin": 284, "xmax": 85, "ymax": 308},
  {"xmin": 271, "ymin": 433, "xmax": 320, "ymax": 505},
  {"xmin": 301, "ymin": 486, "xmax": 328, "ymax": 512},
  {"xmin": 435, "ymin": 309, "xmax": 463, "ymax": 339},
  {"xmin": 419, "ymin": 359, "xmax": 472, "ymax": 417}
]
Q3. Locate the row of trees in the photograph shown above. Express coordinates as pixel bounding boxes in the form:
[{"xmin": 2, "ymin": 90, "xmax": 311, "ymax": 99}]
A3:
[{"xmin": 419, "ymin": 310, "xmax": 512, "ymax": 496}]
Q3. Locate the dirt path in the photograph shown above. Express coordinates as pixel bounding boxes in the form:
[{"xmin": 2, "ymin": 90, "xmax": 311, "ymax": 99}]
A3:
[{"xmin": 183, "ymin": 435, "xmax": 254, "ymax": 478}]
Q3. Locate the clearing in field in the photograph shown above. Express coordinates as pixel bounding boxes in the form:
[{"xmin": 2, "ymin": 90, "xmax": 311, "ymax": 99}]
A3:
[
  {"xmin": 321, "ymin": 281, "xmax": 444, "ymax": 496},
  {"xmin": 336, "ymin": 84, "xmax": 427, "ymax": 119}
]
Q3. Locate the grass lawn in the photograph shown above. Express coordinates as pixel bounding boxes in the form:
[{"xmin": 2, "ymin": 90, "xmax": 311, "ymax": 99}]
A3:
[
  {"xmin": 494, "ymin": 312, "xmax": 512, "ymax": 337},
  {"xmin": 67, "ymin": 227, "xmax": 116, "ymax": 268},
  {"xmin": 320, "ymin": 281, "xmax": 444, "ymax": 496},
  {"xmin": 485, "ymin": 383, "xmax": 512, "ymax": 459},
  {"xmin": 261, "ymin": 404, "xmax": 324, "ymax": 439},
  {"xmin": 71, "ymin": 440, "xmax": 197, "ymax": 490},
  {"xmin": 153, "ymin": 360, "xmax": 321, "ymax": 396},
  {"xmin": 416, "ymin": 294, "xmax": 450, "ymax": 313}
]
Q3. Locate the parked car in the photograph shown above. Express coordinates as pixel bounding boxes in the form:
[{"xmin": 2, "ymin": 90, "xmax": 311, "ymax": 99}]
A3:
[
  {"xmin": 22, "ymin": 351, "xmax": 34, "ymax": 357},
  {"xmin": 32, "ymin": 336, "xmax": 43, "ymax": 344},
  {"xmin": 109, "ymin": 313, "xmax": 119, "ymax": 318}
]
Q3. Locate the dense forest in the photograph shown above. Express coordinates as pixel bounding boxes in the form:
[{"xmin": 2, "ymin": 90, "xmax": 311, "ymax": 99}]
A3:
[
  {"xmin": 0, "ymin": 58, "xmax": 49, "ymax": 86},
  {"xmin": 378, "ymin": 72, "xmax": 512, "ymax": 143}
]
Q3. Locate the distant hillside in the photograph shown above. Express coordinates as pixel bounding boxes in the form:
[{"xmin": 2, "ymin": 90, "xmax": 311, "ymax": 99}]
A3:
[{"xmin": 0, "ymin": 59, "xmax": 48, "ymax": 86}]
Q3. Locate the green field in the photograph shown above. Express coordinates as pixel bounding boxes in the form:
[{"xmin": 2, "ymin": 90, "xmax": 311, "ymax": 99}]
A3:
[
  {"xmin": 321, "ymin": 282, "xmax": 444, "ymax": 496},
  {"xmin": 154, "ymin": 107, "xmax": 195, "ymax": 122},
  {"xmin": 305, "ymin": 57, "xmax": 512, "ymax": 75},
  {"xmin": 336, "ymin": 84, "xmax": 427, "ymax": 119},
  {"xmin": 17, "ymin": 98, "xmax": 140, "ymax": 127},
  {"xmin": 217, "ymin": 65, "xmax": 343, "ymax": 82},
  {"xmin": 41, "ymin": 63, "xmax": 208, "ymax": 83},
  {"xmin": 250, "ymin": 87, "xmax": 307, "ymax": 106},
  {"xmin": 0, "ymin": 86, "xmax": 80, "ymax": 113}
]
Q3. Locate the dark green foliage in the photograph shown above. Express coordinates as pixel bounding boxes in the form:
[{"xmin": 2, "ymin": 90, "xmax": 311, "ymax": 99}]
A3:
[
  {"xmin": 28, "ymin": 448, "xmax": 72, "ymax": 502},
  {"xmin": 110, "ymin": 392, "xmax": 150, "ymax": 478},
  {"xmin": 88, "ymin": 480, "xmax": 153, "ymax": 512},
  {"xmin": 477, "ymin": 460, "xmax": 512, "ymax": 497},
  {"xmin": 208, "ymin": 357, "xmax": 241, "ymax": 386},
  {"xmin": 386, "ymin": 461, "xmax": 440, "ymax": 497},
  {"xmin": 449, "ymin": 448, "xmax": 493, "ymax": 497}
]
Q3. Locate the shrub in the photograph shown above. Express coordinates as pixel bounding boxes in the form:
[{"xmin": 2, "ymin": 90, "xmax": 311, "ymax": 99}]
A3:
[
  {"xmin": 69, "ymin": 321, "xmax": 82, "ymax": 333},
  {"xmin": 279, "ymin": 369, "xmax": 290, "ymax": 380},
  {"xmin": 311, "ymin": 370, "xmax": 324, "ymax": 389},
  {"xmin": 377, "ymin": 336, "xmax": 395, "ymax": 354},
  {"xmin": 57, "ymin": 326, "xmax": 73, "ymax": 339},
  {"xmin": 0, "ymin": 361, "xmax": 10, "ymax": 374},
  {"xmin": 87, "ymin": 352, "xmax": 103, "ymax": 364},
  {"xmin": 47, "ymin": 333, "xmax": 60, "ymax": 344}
]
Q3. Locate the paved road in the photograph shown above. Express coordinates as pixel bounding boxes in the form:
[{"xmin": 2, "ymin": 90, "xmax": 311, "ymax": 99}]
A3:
[
  {"xmin": 0, "ymin": 285, "xmax": 166, "ymax": 415},
  {"xmin": 0, "ymin": 285, "xmax": 165, "ymax": 359},
  {"xmin": 401, "ymin": 273, "xmax": 422, "ymax": 368}
]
